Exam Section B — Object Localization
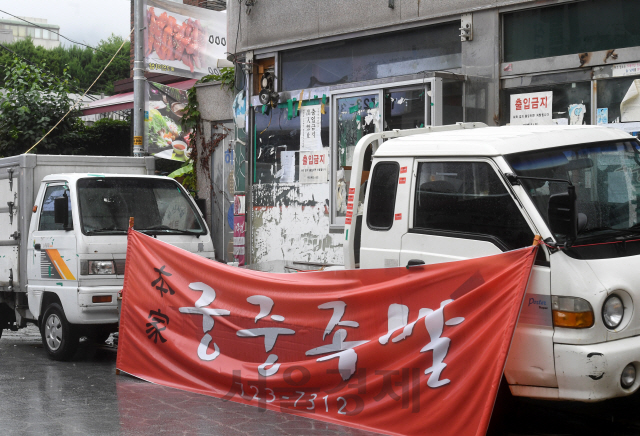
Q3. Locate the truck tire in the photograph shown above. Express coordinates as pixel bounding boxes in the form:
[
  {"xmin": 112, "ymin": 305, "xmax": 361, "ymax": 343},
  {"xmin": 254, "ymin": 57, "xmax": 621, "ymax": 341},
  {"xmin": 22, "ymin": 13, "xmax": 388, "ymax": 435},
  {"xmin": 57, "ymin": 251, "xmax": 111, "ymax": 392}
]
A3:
[{"xmin": 41, "ymin": 303, "xmax": 79, "ymax": 361}]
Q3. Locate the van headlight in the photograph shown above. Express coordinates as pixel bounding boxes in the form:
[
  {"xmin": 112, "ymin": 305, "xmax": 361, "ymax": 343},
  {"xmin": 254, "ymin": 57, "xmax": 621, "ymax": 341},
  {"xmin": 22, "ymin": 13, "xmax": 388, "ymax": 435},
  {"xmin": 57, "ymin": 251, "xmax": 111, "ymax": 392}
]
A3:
[
  {"xmin": 602, "ymin": 295, "xmax": 624, "ymax": 330},
  {"xmin": 81, "ymin": 260, "xmax": 115, "ymax": 275}
]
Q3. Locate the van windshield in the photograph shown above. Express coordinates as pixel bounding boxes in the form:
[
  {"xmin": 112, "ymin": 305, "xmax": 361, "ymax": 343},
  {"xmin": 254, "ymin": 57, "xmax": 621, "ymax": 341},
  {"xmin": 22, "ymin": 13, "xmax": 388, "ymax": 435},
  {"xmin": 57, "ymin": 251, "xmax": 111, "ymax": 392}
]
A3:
[
  {"xmin": 506, "ymin": 140, "xmax": 640, "ymax": 244},
  {"xmin": 77, "ymin": 177, "xmax": 206, "ymax": 236}
]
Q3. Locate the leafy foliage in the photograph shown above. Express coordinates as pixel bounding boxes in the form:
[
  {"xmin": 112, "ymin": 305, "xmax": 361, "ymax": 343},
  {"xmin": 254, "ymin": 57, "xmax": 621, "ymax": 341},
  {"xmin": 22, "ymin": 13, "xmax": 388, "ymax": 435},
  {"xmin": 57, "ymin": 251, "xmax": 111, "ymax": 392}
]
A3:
[
  {"xmin": 0, "ymin": 57, "xmax": 80, "ymax": 156},
  {"xmin": 0, "ymin": 35, "xmax": 131, "ymax": 96},
  {"xmin": 0, "ymin": 57, "xmax": 131, "ymax": 157}
]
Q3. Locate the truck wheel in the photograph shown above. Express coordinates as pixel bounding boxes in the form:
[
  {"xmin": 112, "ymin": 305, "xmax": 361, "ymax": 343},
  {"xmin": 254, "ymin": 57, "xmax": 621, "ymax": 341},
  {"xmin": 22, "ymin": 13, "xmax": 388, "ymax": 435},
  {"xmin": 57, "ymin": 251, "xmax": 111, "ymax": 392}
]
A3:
[{"xmin": 41, "ymin": 303, "xmax": 79, "ymax": 361}]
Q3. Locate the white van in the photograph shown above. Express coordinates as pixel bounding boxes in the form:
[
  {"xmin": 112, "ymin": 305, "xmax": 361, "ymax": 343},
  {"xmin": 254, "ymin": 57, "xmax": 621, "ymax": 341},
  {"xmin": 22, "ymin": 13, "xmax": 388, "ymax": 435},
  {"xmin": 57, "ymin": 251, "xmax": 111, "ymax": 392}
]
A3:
[
  {"xmin": 0, "ymin": 155, "xmax": 215, "ymax": 360},
  {"xmin": 344, "ymin": 123, "xmax": 640, "ymax": 401}
]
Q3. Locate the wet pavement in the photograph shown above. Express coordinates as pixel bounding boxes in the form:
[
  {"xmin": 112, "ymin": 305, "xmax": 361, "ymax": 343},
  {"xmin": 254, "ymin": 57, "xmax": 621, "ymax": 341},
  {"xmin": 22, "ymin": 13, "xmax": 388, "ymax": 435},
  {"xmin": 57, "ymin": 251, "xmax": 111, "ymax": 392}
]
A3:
[
  {"xmin": 0, "ymin": 326, "xmax": 378, "ymax": 436},
  {"xmin": 3, "ymin": 326, "xmax": 640, "ymax": 436}
]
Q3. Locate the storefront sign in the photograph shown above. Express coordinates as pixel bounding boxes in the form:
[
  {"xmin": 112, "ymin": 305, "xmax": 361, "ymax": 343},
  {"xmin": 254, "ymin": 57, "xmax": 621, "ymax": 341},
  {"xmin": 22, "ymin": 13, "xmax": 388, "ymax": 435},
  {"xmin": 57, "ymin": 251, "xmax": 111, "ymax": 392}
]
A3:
[
  {"xmin": 144, "ymin": 0, "xmax": 227, "ymax": 79},
  {"xmin": 146, "ymin": 81, "xmax": 191, "ymax": 160},
  {"xmin": 117, "ymin": 230, "xmax": 536, "ymax": 436},
  {"xmin": 510, "ymin": 91, "xmax": 553, "ymax": 125},
  {"xmin": 300, "ymin": 105, "xmax": 322, "ymax": 151},
  {"xmin": 233, "ymin": 215, "xmax": 245, "ymax": 265},
  {"xmin": 234, "ymin": 195, "xmax": 245, "ymax": 216},
  {"xmin": 613, "ymin": 63, "xmax": 640, "ymax": 78},
  {"xmin": 299, "ymin": 149, "xmax": 328, "ymax": 184}
]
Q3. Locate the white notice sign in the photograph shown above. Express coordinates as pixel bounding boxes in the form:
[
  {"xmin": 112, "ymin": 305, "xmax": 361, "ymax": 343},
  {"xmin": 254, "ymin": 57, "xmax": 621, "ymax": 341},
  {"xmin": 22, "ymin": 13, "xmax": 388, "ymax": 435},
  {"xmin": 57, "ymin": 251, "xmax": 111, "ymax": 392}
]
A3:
[
  {"xmin": 299, "ymin": 149, "xmax": 328, "ymax": 184},
  {"xmin": 510, "ymin": 91, "xmax": 553, "ymax": 125},
  {"xmin": 613, "ymin": 63, "xmax": 640, "ymax": 78},
  {"xmin": 300, "ymin": 105, "xmax": 322, "ymax": 150}
]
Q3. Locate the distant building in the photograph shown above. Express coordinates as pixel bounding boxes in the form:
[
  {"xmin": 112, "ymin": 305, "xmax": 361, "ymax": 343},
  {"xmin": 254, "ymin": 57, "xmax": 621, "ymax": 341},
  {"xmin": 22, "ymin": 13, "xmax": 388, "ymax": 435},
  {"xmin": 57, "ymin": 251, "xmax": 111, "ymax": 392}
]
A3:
[{"xmin": 0, "ymin": 17, "xmax": 60, "ymax": 49}]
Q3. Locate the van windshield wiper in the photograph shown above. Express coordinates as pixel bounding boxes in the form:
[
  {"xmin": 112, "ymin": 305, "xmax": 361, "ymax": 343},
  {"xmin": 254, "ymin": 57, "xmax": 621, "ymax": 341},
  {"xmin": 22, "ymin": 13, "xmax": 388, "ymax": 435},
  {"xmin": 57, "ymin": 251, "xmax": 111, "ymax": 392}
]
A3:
[
  {"xmin": 138, "ymin": 225, "xmax": 201, "ymax": 237},
  {"xmin": 86, "ymin": 228, "xmax": 127, "ymax": 235}
]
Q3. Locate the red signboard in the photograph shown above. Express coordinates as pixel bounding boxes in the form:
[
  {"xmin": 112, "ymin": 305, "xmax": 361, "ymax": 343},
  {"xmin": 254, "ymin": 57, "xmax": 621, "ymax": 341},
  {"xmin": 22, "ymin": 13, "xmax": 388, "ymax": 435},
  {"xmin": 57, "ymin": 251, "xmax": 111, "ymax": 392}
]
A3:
[{"xmin": 117, "ymin": 230, "xmax": 536, "ymax": 436}]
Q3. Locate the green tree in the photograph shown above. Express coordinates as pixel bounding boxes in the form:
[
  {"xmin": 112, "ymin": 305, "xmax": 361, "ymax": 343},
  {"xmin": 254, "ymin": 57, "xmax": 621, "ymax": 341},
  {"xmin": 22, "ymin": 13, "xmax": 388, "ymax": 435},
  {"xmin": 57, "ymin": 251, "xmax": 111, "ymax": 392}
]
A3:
[
  {"xmin": 0, "ymin": 57, "xmax": 82, "ymax": 156},
  {"xmin": 0, "ymin": 35, "xmax": 130, "ymax": 96}
]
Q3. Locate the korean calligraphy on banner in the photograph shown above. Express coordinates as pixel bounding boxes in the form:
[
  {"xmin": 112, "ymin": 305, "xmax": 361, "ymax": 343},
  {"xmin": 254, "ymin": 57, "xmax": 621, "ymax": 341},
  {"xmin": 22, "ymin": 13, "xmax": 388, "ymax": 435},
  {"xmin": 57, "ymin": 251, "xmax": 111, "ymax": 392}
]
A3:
[
  {"xmin": 510, "ymin": 91, "xmax": 553, "ymax": 125},
  {"xmin": 117, "ymin": 230, "xmax": 537, "ymax": 436},
  {"xmin": 299, "ymin": 149, "xmax": 328, "ymax": 184}
]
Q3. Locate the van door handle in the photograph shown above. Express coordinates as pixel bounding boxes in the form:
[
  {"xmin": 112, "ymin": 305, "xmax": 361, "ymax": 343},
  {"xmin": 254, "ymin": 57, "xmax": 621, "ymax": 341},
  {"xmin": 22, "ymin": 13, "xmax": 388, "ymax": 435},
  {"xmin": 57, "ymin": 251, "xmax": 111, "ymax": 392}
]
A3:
[
  {"xmin": 34, "ymin": 243, "xmax": 41, "ymax": 251},
  {"xmin": 406, "ymin": 259, "xmax": 425, "ymax": 269}
]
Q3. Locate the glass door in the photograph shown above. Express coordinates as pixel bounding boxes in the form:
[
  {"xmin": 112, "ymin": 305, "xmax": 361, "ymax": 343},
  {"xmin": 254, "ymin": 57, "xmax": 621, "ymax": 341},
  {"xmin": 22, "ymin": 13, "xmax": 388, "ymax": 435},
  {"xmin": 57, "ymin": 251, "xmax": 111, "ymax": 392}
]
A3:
[{"xmin": 332, "ymin": 91, "xmax": 382, "ymax": 225}]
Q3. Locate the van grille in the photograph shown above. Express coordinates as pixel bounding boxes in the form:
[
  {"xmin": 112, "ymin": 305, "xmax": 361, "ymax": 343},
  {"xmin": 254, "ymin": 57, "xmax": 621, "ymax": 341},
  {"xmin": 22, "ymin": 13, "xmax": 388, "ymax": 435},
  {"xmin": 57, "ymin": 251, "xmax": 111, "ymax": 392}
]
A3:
[{"xmin": 114, "ymin": 259, "xmax": 127, "ymax": 275}]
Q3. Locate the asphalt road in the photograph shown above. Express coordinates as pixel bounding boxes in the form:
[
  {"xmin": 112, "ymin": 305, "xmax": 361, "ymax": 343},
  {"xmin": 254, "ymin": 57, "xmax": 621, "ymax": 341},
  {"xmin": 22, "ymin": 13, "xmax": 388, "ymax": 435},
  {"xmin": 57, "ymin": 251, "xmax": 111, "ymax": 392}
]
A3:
[{"xmin": 2, "ymin": 326, "xmax": 640, "ymax": 436}]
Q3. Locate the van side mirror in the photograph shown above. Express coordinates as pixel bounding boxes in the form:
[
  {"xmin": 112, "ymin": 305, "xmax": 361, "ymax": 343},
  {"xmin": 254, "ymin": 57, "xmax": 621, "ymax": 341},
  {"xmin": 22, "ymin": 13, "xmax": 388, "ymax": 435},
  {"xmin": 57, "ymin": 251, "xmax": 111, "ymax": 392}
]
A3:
[
  {"xmin": 548, "ymin": 185, "xmax": 577, "ymax": 244},
  {"xmin": 54, "ymin": 194, "xmax": 70, "ymax": 230}
]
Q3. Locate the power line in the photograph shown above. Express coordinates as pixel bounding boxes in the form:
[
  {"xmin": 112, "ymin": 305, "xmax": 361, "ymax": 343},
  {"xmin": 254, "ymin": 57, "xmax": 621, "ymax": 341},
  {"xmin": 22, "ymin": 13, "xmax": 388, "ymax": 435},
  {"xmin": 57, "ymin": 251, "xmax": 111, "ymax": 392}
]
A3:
[
  {"xmin": 26, "ymin": 28, "xmax": 134, "ymax": 154},
  {"xmin": 0, "ymin": 42, "xmax": 131, "ymax": 119},
  {"xmin": 0, "ymin": 9, "xmax": 129, "ymax": 58}
]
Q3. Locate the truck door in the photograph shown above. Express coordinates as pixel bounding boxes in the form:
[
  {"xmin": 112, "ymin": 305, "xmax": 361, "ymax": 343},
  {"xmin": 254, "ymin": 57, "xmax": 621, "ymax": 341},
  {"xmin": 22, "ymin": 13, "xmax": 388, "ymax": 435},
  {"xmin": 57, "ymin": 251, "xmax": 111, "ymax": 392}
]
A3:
[
  {"xmin": 359, "ymin": 158, "xmax": 413, "ymax": 269},
  {"xmin": 30, "ymin": 183, "xmax": 77, "ymax": 295},
  {"xmin": 400, "ymin": 159, "xmax": 556, "ymax": 389},
  {"xmin": 0, "ymin": 167, "xmax": 19, "ymax": 290}
]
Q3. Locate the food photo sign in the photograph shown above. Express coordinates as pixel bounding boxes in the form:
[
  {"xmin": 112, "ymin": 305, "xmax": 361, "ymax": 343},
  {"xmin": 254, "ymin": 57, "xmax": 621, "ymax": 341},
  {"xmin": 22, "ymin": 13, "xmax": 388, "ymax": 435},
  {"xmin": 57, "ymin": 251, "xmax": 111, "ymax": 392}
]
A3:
[
  {"xmin": 144, "ymin": 0, "xmax": 227, "ymax": 79},
  {"xmin": 146, "ymin": 82, "xmax": 191, "ymax": 161}
]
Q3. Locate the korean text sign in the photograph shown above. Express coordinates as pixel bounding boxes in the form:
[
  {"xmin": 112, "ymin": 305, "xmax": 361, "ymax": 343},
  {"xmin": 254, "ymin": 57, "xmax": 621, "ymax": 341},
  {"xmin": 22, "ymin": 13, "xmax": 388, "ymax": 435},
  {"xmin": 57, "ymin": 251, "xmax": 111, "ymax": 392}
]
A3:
[
  {"xmin": 510, "ymin": 91, "xmax": 553, "ymax": 125},
  {"xmin": 144, "ymin": 0, "xmax": 227, "ymax": 79},
  {"xmin": 117, "ymin": 230, "xmax": 536, "ymax": 436}
]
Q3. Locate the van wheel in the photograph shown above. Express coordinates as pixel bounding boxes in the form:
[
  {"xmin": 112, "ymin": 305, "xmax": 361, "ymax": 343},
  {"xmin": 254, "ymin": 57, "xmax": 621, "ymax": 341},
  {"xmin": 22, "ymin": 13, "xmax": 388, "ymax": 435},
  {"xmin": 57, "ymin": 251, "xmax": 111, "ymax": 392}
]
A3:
[{"xmin": 41, "ymin": 303, "xmax": 79, "ymax": 361}]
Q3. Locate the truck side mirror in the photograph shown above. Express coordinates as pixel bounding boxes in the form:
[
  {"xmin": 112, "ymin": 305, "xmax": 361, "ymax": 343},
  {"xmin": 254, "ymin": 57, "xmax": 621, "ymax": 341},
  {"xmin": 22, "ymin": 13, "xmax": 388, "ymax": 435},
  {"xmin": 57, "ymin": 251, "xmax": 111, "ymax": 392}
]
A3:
[
  {"xmin": 548, "ymin": 185, "xmax": 577, "ymax": 244},
  {"xmin": 54, "ymin": 195, "xmax": 69, "ymax": 229}
]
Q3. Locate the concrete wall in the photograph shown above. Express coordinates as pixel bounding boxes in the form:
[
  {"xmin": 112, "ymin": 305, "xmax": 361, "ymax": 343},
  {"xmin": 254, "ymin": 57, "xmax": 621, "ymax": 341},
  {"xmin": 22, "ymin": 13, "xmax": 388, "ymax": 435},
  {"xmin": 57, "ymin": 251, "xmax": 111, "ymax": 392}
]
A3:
[
  {"xmin": 228, "ymin": 0, "xmax": 540, "ymax": 53},
  {"xmin": 195, "ymin": 82, "xmax": 235, "ymax": 261}
]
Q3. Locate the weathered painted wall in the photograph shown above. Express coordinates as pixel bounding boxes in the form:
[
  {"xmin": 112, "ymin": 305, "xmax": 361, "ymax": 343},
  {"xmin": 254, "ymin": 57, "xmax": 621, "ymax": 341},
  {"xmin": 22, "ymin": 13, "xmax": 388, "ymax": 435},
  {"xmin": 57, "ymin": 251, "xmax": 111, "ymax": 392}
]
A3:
[
  {"xmin": 251, "ymin": 183, "xmax": 344, "ymax": 264},
  {"xmin": 228, "ymin": 0, "xmax": 542, "ymax": 53}
]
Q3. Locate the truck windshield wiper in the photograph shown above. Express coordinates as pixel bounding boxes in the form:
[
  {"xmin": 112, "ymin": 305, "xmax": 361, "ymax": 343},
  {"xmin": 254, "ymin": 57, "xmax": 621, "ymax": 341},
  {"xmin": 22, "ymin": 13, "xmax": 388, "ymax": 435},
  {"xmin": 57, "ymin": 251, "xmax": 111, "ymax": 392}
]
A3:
[
  {"xmin": 577, "ymin": 226, "xmax": 640, "ymax": 240},
  {"xmin": 138, "ymin": 225, "xmax": 201, "ymax": 237},
  {"xmin": 86, "ymin": 228, "xmax": 127, "ymax": 235}
]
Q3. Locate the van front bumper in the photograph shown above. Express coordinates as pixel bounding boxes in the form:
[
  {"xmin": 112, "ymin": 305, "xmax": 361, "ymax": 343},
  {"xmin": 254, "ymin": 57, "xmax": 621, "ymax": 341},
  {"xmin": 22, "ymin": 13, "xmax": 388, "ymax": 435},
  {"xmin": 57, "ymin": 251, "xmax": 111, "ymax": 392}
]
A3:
[
  {"xmin": 554, "ymin": 337, "xmax": 640, "ymax": 401},
  {"xmin": 73, "ymin": 286, "xmax": 122, "ymax": 324}
]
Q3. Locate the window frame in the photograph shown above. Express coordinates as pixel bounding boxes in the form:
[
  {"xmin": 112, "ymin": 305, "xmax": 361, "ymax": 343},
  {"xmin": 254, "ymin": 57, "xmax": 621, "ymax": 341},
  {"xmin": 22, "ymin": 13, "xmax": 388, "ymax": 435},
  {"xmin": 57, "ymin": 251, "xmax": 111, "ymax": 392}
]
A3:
[
  {"xmin": 366, "ymin": 161, "xmax": 400, "ymax": 231},
  {"xmin": 38, "ymin": 183, "xmax": 73, "ymax": 232},
  {"xmin": 408, "ymin": 157, "xmax": 539, "ymax": 252}
]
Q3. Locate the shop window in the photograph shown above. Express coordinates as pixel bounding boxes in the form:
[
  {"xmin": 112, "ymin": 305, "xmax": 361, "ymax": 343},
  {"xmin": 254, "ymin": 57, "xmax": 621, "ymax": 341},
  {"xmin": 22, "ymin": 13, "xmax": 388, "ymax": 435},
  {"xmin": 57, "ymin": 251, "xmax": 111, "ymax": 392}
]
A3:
[
  {"xmin": 254, "ymin": 104, "xmax": 330, "ymax": 186},
  {"xmin": 413, "ymin": 161, "xmax": 533, "ymax": 250},
  {"xmin": 501, "ymin": 82, "xmax": 591, "ymax": 125},
  {"xmin": 281, "ymin": 23, "xmax": 461, "ymax": 91},
  {"xmin": 597, "ymin": 77, "xmax": 639, "ymax": 124},
  {"xmin": 367, "ymin": 162, "xmax": 400, "ymax": 230},
  {"xmin": 384, "ymin": 88, "xmax": 426, "ymax": 130},
  {"xmin": 503, "ymin": 0, "xmax": 640, "ymax": 63},
  {"xmin": 335, "ymin": 93, "xmax": 380, "ymax": 222},
  {"xmin": 18, "ymin": 26, "xmax": 26, "ymax": 37},
  {"xmin": 443, "ymin": 81, "xmax": 463, "ymax": 125},
  {"xmin": 35, "ymin": 28, "xmax": 42, "ymax": 39}
]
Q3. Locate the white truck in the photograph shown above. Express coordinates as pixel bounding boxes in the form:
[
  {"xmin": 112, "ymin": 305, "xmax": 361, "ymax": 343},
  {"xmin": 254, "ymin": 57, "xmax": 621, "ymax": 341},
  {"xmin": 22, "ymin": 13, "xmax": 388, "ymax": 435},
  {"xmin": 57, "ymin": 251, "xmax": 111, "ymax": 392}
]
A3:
[
  {"xmin": 343, "ymin": 123, "xmax": 640, "ymax": 402},
  {"xmin": 0, "ymin": 154, "xmax": 215, "ymax": 360}
]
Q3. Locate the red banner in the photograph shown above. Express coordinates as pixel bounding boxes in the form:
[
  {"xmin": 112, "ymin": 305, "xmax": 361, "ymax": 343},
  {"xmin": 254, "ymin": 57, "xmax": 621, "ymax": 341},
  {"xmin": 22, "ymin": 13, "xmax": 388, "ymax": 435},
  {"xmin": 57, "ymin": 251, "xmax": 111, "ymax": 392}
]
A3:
[{"xmin": 117, "ymin": 230, "xmax": 537, "ymax": 436}]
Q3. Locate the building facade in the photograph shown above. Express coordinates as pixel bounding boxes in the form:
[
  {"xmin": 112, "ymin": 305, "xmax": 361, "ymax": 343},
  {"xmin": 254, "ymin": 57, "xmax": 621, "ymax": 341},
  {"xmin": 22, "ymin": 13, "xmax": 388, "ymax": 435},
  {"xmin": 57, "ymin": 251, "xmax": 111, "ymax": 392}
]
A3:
[
  {"xmin": 0, "ymin": 17, "xmax": 60, "ymax": 49},
  {"xmin": 207, "ymin": 0, "xmax": 640, "ymax": 266}
]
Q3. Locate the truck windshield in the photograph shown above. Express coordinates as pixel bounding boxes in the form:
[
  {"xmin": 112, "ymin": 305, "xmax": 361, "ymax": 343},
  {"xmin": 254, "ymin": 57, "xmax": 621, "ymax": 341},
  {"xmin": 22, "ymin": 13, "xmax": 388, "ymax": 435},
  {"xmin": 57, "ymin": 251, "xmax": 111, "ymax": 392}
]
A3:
[
  {"xmin": 77, "ymin": 177, "xmax": 206, "ymax": 236},
  {"xmin": 506, "ymin": 140, "xmax": 640, "ymax": 244}
]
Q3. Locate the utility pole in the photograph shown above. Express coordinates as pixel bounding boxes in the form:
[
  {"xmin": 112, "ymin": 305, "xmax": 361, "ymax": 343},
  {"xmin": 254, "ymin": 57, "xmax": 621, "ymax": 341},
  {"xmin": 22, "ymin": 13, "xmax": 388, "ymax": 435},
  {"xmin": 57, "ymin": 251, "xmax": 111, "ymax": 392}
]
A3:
[{"xmin": 132, "ymin": 0, "xmax": 145, "ymax": 157}]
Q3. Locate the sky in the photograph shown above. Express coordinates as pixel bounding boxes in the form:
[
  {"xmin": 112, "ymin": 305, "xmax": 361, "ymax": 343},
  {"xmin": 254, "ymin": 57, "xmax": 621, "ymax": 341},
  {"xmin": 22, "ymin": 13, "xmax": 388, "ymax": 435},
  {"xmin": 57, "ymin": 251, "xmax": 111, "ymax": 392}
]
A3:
[{"xmin": 0, "ymin": 0, "xmax": 132, "ymax": 48}]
